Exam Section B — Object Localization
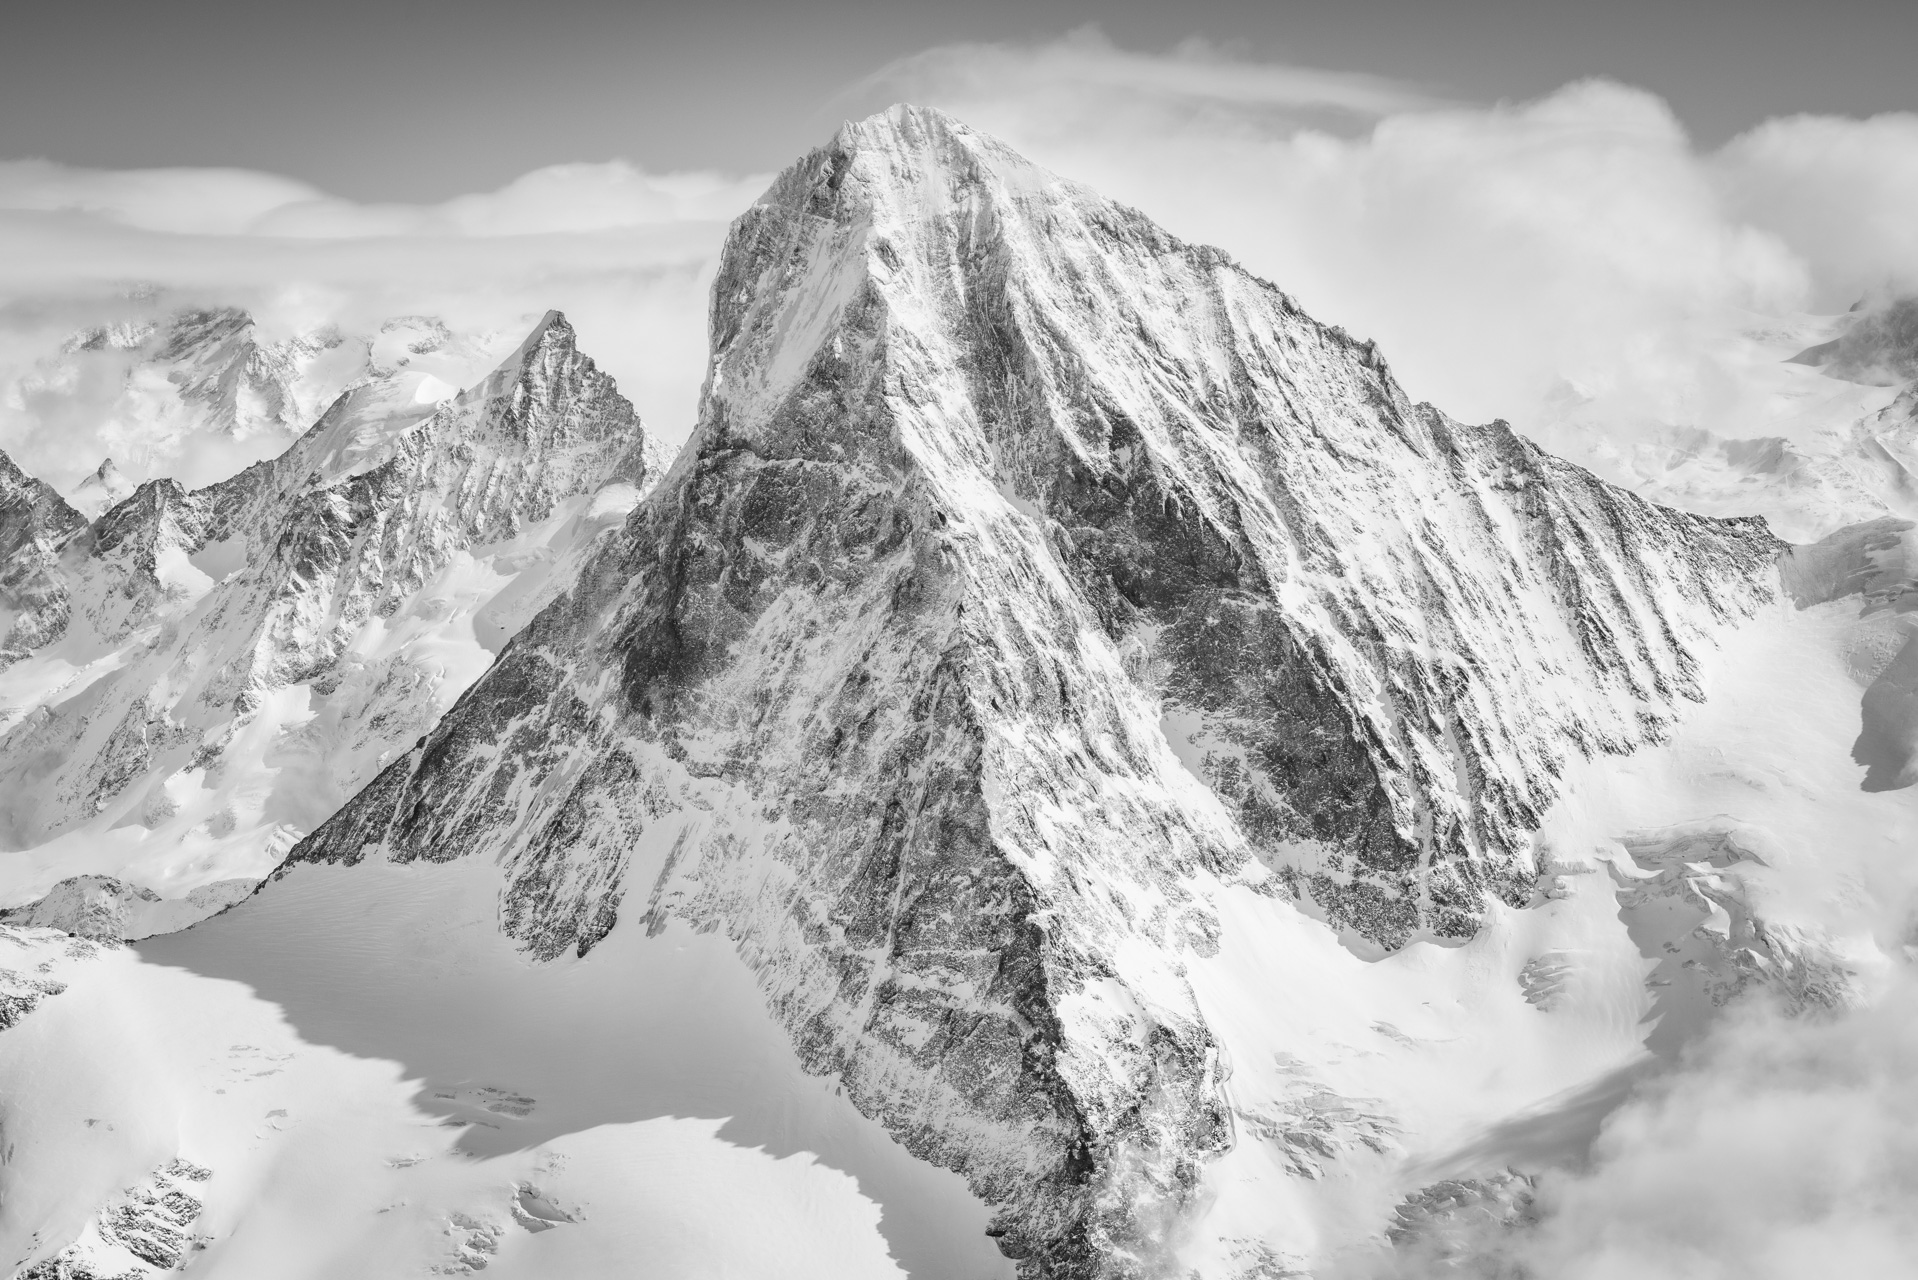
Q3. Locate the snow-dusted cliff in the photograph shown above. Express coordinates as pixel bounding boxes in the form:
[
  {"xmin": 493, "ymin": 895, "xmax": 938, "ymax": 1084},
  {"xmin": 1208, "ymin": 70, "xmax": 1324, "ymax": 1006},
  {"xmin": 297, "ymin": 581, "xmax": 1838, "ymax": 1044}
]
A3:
[
  {"xmin": 0, "ymin": 312, "xmax": 659, "ymax": 921},
  {"xmin": 286, "ymin": 107, "xmax": 1789, "ymax": 1275},
  {"xmin": 0, "ymin": 451, "xmax": 87, "ymax": 666}
]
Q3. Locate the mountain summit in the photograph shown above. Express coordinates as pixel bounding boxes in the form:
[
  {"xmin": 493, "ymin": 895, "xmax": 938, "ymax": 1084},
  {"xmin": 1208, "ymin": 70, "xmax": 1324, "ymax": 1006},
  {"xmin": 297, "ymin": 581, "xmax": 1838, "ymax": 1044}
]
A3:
[{"xmin": 285, "ymin": 107, "xmax": 1787, "ymax": 1274}]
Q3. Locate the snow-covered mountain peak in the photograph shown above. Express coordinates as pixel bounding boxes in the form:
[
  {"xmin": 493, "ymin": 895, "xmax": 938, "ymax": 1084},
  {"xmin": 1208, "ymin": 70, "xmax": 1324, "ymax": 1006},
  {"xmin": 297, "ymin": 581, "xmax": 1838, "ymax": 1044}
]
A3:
[
  {"xmin": 1789, "ymin": 294, "xmax": 1918, "ymax": 386},
  {"xmin": 286, "ymin": 113, "xmax": 1794, "ymax": 1275},
  {"xmin": 0, "ymin": 450, "xmax": 86, "ymax": 666},
  {"xmin": 710, "ymin": 103, "xmax": 1783, "ymax": 942},
  {"xmin": 68, "ymin": 457, "xmax": 136, "ymax": 518},
  {"xmin": 0, "ymin": 309, "xmax": 658, "ymax": 921}
]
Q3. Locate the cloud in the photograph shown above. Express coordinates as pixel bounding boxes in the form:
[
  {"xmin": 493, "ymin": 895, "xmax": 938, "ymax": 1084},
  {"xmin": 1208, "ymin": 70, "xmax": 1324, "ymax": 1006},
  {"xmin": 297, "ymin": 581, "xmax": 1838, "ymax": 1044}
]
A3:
[
  {"xmin": 0, "ymin": 159, "xmax": 325, "ymax": 235},
  {"xmin": 1514, "ymin": 973, "xmax": 1918, "ymax": 1280},
  {"xmin": 242, "ymin": 162, "xmax": 768, "ymax": 238},
  {"xmin": 0, "ymin": 157, "xmax": 766, "ymax": 239},
  {"xmin": 0, "ymin": 158, "xmax": 770, "ymax": 490},
  {"xmin": 853, "ymin": 27, "xmax": 1445, "ymax": 123},
  {"xmin": 1362, "ymin": 971, "xmax": 1918, "ymax": 1280},
  {"xmin": 1717, "ymin": 112, "xmax": 1918, "ymax": 306}
]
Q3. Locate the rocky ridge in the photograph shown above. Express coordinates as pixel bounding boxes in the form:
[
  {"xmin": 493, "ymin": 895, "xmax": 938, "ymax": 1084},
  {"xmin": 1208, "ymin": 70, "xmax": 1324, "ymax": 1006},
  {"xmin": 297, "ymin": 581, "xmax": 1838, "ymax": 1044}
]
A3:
[
  {"xmin": 287, "ymin": 107, "xmax": 1787, "ymax": 1275},
  {"xmin": 0, "ymin": 453, "xmax": 87, "ymax": 667},
  {"xmin": 0, "ymin": 312, "xmax": 658, "ymax": 922}
]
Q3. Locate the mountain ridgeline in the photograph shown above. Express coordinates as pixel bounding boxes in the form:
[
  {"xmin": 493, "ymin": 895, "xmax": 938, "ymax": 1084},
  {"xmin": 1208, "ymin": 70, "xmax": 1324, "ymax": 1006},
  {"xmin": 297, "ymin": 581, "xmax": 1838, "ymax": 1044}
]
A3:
[
  {"xmin": 286, "ymin": 108, "xmax": 1784, "ymax": 1276},
  {"xmin": 0, "ymin": 313, "xmax": 658, "ymax": 921}
]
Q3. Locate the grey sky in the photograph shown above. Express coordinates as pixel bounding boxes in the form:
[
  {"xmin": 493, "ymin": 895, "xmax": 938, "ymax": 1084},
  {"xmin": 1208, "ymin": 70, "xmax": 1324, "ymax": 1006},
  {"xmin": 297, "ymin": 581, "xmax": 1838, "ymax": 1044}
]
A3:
[{"xmin": 5, "ymin": 0, "xmax": 1915, "ymax": 199}]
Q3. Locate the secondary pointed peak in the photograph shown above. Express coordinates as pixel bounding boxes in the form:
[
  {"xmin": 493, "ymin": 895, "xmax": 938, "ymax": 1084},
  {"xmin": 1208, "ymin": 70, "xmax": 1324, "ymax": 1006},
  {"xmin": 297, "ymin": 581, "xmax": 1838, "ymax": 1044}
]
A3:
[
  {"xmin": 493, "ymin": 309, "xmax": 577, "ymax": 378},
  {"xmin": 70, "ymin": 456, "xmax": 138, "ymax": 519}
]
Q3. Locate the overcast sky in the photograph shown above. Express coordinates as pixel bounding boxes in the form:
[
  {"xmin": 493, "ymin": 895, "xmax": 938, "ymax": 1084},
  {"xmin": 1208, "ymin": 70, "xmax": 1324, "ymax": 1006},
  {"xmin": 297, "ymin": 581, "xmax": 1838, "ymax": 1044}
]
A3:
[{"xmin": 7, "ymin": 0, "xmax": 1917, "ymax": 200}]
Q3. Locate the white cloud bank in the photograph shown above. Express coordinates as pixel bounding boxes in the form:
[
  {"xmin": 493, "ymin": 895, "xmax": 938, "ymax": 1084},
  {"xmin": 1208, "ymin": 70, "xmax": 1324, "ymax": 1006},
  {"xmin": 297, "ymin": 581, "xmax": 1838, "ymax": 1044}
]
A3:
[
  {"xmin": 1520, "ymin": 978, "xmax": 1918, "ymax": 1280},
  {"xmin": 0, "ymin": 158, "xmax": 771, "ymax": 488}
]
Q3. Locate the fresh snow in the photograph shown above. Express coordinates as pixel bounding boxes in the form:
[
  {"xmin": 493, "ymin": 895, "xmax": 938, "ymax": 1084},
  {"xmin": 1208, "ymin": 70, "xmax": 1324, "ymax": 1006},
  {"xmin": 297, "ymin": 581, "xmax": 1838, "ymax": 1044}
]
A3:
[{"xmin": 0, "ymin": 862, "xmax": 1003, "ymax": 1277}]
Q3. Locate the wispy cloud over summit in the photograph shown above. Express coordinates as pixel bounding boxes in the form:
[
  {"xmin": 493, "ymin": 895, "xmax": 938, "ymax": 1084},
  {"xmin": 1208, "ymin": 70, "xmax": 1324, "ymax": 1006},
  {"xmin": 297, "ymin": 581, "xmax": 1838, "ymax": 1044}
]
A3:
[{"xmin": 852, "ymin": 27, "xmax": 1446, "ymax": 123}]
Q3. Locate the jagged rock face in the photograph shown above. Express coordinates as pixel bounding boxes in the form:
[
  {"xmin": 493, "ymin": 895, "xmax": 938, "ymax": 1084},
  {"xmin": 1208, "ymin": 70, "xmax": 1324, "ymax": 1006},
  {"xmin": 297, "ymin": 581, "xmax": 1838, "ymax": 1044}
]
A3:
[
  {"xmin": 288, "ymin": 108, "xmax": 1784, "ymax": 1276},
  {"xmin": 0, "ymin": 313, "xmax": 657, "ymax": 903},
  {"xmin": 18, "ymin": 1157, "xmax": 214, "ymax": 1279},
  {"xmin": 0, "ymin": 453, "xmax": 86, "ymax": 666},
  {"xmin": 0, "ymin": 936, "xmax": 69, "ymax": 1031}
]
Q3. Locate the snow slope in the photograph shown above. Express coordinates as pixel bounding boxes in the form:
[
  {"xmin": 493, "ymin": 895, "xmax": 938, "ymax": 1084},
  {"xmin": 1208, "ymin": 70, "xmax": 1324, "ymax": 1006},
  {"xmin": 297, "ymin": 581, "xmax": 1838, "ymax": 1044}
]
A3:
[{"xmin": 0, "ymin": 867, "xmax": 1006, "ymax": 1279}]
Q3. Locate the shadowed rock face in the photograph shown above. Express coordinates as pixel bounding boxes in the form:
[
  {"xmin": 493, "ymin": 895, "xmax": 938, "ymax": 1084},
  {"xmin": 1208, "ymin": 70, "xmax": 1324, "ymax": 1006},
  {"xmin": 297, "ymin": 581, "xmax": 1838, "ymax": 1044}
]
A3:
[{"xmin": 288, "ymin": 107, "xmax": 1782, "ymax": 1276}]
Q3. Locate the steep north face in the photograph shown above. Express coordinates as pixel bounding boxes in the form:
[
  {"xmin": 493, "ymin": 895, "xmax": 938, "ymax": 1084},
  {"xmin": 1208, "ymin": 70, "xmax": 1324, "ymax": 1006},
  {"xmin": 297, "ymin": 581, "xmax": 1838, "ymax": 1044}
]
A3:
[{"xmin": 288, "ymin": 107, "xmax": 1782, "ymax": 1274}]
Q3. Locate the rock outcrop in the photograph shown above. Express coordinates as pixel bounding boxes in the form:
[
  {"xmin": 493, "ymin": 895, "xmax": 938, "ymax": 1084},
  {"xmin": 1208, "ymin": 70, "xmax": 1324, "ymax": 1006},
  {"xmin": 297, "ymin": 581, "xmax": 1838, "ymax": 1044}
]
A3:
[
  {"xmin": 18, "ymin": 1158, "xmax": 214, "ymax": 1279},
  {"xmin": 0, "ymin": 451, "xmax": 87, "ymax": 667}
]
